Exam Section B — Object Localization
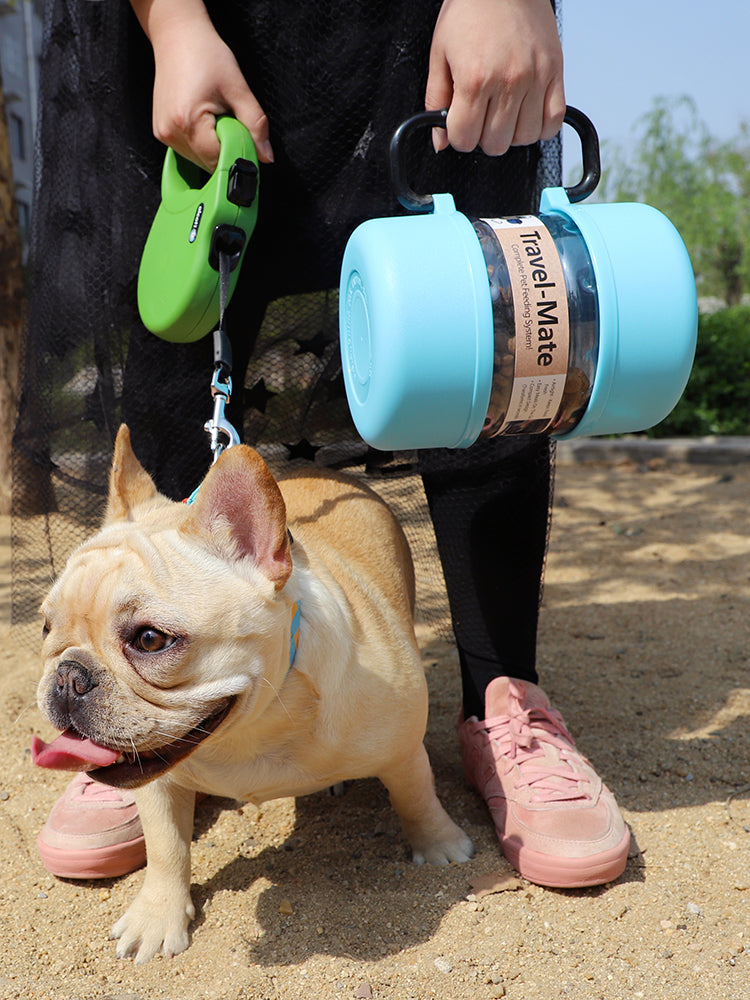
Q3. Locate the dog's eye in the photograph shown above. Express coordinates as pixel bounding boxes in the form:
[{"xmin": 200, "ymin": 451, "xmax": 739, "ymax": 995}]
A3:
[{"xmin": 132, "ymin": 627, "xmax": 174, "ymax": 653}]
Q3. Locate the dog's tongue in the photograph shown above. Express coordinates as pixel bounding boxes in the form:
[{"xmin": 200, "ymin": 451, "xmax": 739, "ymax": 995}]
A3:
[{"xmin": 31, "ymin": 729, "xmax": 121, "ymax": 771}]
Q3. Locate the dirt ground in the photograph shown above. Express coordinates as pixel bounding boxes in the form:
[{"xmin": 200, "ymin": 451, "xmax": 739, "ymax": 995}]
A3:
[{"xmin": 1, "ymin": 449, "xmax": 749, "ymax": 1000}]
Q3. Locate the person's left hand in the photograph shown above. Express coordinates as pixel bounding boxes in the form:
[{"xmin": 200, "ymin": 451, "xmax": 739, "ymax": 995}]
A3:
[{"xmin": 426, "ymin": 0, "xmax": 565, "ymax": 155}]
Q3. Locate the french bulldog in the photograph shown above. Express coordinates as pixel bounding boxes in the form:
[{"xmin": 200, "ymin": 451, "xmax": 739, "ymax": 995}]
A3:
[{"xmin": 32, "ymin": 426, "xmax": 473, "ymax": 963}]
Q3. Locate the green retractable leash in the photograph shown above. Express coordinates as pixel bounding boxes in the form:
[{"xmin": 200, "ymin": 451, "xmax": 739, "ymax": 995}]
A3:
[{"xmin": 137, "ymin": 117, "xmax": 259, "ymax": 461}]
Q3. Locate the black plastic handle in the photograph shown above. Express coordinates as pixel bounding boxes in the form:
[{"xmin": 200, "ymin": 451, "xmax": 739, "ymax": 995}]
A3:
[
  {"xmin": 389, "ymin": 105, "xmax": 601, "ymax": 212},
  {"xmin": 562, "ymin": 106, "xmax": 601, "ymax": 203}
]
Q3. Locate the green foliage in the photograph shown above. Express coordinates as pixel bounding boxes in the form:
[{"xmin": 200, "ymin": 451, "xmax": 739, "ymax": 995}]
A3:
[
  {"xmin": 648, "ymin": 306, "xmax": 750, "ymax": 437},
  {"xmin": 602, "ymin": 97, "xmax": 750, "ymax": 306}
]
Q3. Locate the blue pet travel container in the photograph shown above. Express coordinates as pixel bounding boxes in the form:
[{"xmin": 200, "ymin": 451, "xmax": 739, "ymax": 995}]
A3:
[{"xmin": 339, "ymin": 108, "xmax": 698, "ymax": 450}]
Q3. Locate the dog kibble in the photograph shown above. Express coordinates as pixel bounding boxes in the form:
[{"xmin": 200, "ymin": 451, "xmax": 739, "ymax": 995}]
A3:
[{"xmin": 473, "ymin": 215, "xmax": 598, "ymax": 438}]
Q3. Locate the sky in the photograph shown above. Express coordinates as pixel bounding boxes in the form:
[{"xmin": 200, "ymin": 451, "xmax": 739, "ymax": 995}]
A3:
[{"xmin": 561, "ymin": 0, "xmax": 749, "ymax": 175}]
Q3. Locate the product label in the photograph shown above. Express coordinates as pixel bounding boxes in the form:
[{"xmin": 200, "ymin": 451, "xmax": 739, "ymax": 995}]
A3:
[
  {"xmin": 486, "ymin": 216, "xmax": 570, "ymax": 434},
  {"xmin": 189, "ymin": 202, "xmax": 204, "ymax": 243}
]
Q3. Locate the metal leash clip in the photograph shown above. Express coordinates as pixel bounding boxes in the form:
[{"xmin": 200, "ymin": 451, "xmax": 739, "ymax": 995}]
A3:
[{"xmin": 205, "ymin": 367, "xmax": 240, "ymax": 462}]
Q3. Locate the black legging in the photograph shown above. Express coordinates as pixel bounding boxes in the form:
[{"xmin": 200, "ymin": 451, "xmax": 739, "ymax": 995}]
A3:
[{"xmin": 420, "ymin": 435, "xmax": 553, "ymax": 718}]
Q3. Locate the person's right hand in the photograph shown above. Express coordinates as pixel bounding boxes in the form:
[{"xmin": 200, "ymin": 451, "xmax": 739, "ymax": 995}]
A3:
[
  {"xmin": 426, "ymin": 0, "xmax": 565, "ymax": 156},
  {"xmin": 131, "ymin": 0, "xmax": 274, "ymax": 172}
]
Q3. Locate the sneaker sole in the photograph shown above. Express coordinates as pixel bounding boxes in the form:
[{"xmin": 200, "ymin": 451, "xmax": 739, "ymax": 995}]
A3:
[
  {"xmin": 37, "ymin": 832, "xmax": 146, "ymax": 880},
  {"xmin": 500, "ymin": 826, "xmax": 631, "ymax": 889}
]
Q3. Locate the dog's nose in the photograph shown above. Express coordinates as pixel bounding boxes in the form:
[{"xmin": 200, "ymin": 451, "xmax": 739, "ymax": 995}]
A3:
[{"xmin": 55, "ymin": 659, "xmax": 98, "ymax": 699}]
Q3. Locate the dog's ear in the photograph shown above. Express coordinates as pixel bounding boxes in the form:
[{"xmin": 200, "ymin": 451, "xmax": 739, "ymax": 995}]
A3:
[
  {"xmin": 105, "ymin": 425, "xmax": 159, "ymax": 522},
  {"xmin": 182, "ymin": 445, "xmax": 292, "ymax": 589}
]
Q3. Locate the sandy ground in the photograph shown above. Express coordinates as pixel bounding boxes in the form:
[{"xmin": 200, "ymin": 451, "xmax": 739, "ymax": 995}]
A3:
[{"xmin": 1, "ymin": 450, "xmax": 749, "ymax": 1000}]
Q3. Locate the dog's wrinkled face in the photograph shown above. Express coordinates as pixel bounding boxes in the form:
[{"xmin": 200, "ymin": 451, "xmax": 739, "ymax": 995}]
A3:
[
  {"xmin": 37, "ymin": 522, "xmax": 248, "ymax": 787},
  {"xmin": 34, "ymin": 426, "xmax": 293, "ymax": 789}
]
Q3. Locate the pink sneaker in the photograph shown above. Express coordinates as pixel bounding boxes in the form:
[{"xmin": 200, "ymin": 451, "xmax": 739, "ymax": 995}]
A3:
[
  {"xmin": 37, "ymin": 772, "xmax": 145, "ymax": 879},
  {"xmin": 459, "ymin": 677, "xmax": 630, "ymax": 888}
]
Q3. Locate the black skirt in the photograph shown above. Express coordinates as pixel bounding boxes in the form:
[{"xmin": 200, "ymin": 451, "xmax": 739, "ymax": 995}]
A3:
[{"xmin": 13, "ymin": 0, "xmax": 560, "ymax": 659}]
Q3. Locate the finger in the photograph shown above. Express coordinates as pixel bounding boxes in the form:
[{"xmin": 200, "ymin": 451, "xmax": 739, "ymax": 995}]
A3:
[
  {"xmin": 186, "ymin": 110, "xmax": 223, "ymax": 172},
  {"xmin": 153, "ymin": 110, "xmax": 221, "ymax": 173},
  {"xmin": 228, "ymin": 91, "xmax": 275, "ymax": 164},
  {"xmin": 476, "ymin": 92, "xmax": 519, "ymax": 157},
  {"xmin": 540, "ymin": 78, "xmax": 566, "ymax": 141},
  {"xmin": 444, "ymin": 87, "xmax": 488, "ymax": 154},
  {"xmin": 424, "ymin": 56, "xmax": 453, "ymax": 153},
  {"xmin": 510, "ymin": 90, "xmax": 545, "ymax": 148}
]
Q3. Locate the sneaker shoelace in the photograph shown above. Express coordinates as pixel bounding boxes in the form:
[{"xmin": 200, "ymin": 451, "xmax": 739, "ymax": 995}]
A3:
[
  {"xmin": 476, "ymin": 683, "xmax": 592, "ymax": 804},
  {"xmin": 72, "ymin": 773, "xmax": 134, "ymax": 806}
]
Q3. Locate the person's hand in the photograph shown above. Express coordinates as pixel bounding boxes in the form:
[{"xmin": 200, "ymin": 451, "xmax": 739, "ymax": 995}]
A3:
[
  {"xmin": 131, "ymin": 0, "xmax": 274, "ymax": 171},
  {"xmin": 426, "ymin": 0, "xmax": 565, "ymax": 156}
]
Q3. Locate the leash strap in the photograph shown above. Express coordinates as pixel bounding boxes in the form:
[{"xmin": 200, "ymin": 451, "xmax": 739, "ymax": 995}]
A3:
[
  {"xmin": 214, "ymin": 249, "xmax": 233, "ymax": 379},
  {"xmin": 205, "ymin": 249, "xmax": 241, "ymax": 462}
]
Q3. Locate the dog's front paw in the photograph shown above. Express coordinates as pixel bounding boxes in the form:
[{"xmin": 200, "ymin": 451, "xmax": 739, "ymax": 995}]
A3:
[
  {"xmin": 381, "ymin": 747, "xmax": 475, "ymax": 867},
  {"xmin": 411, "ymin": 820, "xmax": 474, "ymax": 866},
  {"xmin": 111, "ymin": 889, "xmax": 195, "ymax": 964}
]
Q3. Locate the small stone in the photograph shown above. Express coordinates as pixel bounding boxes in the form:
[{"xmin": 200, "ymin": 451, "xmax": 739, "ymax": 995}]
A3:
[
  {"xmin": 687, "ymin": 903, "xmax": 703, "ymax": 917},
  {"xmin": 434, "ymin": 957, "xmax": 453, "ymax": 974},
  {"xmin": 279, "ymin": 899, "xmax": 294, "ymax": 916},
  {"xmin": 0, "ymin": 791, "xmax": 9, "ymax": 801},
  {"xmin": 353, "ymin": 984, "xmax": 373, "ymax": 999}
]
